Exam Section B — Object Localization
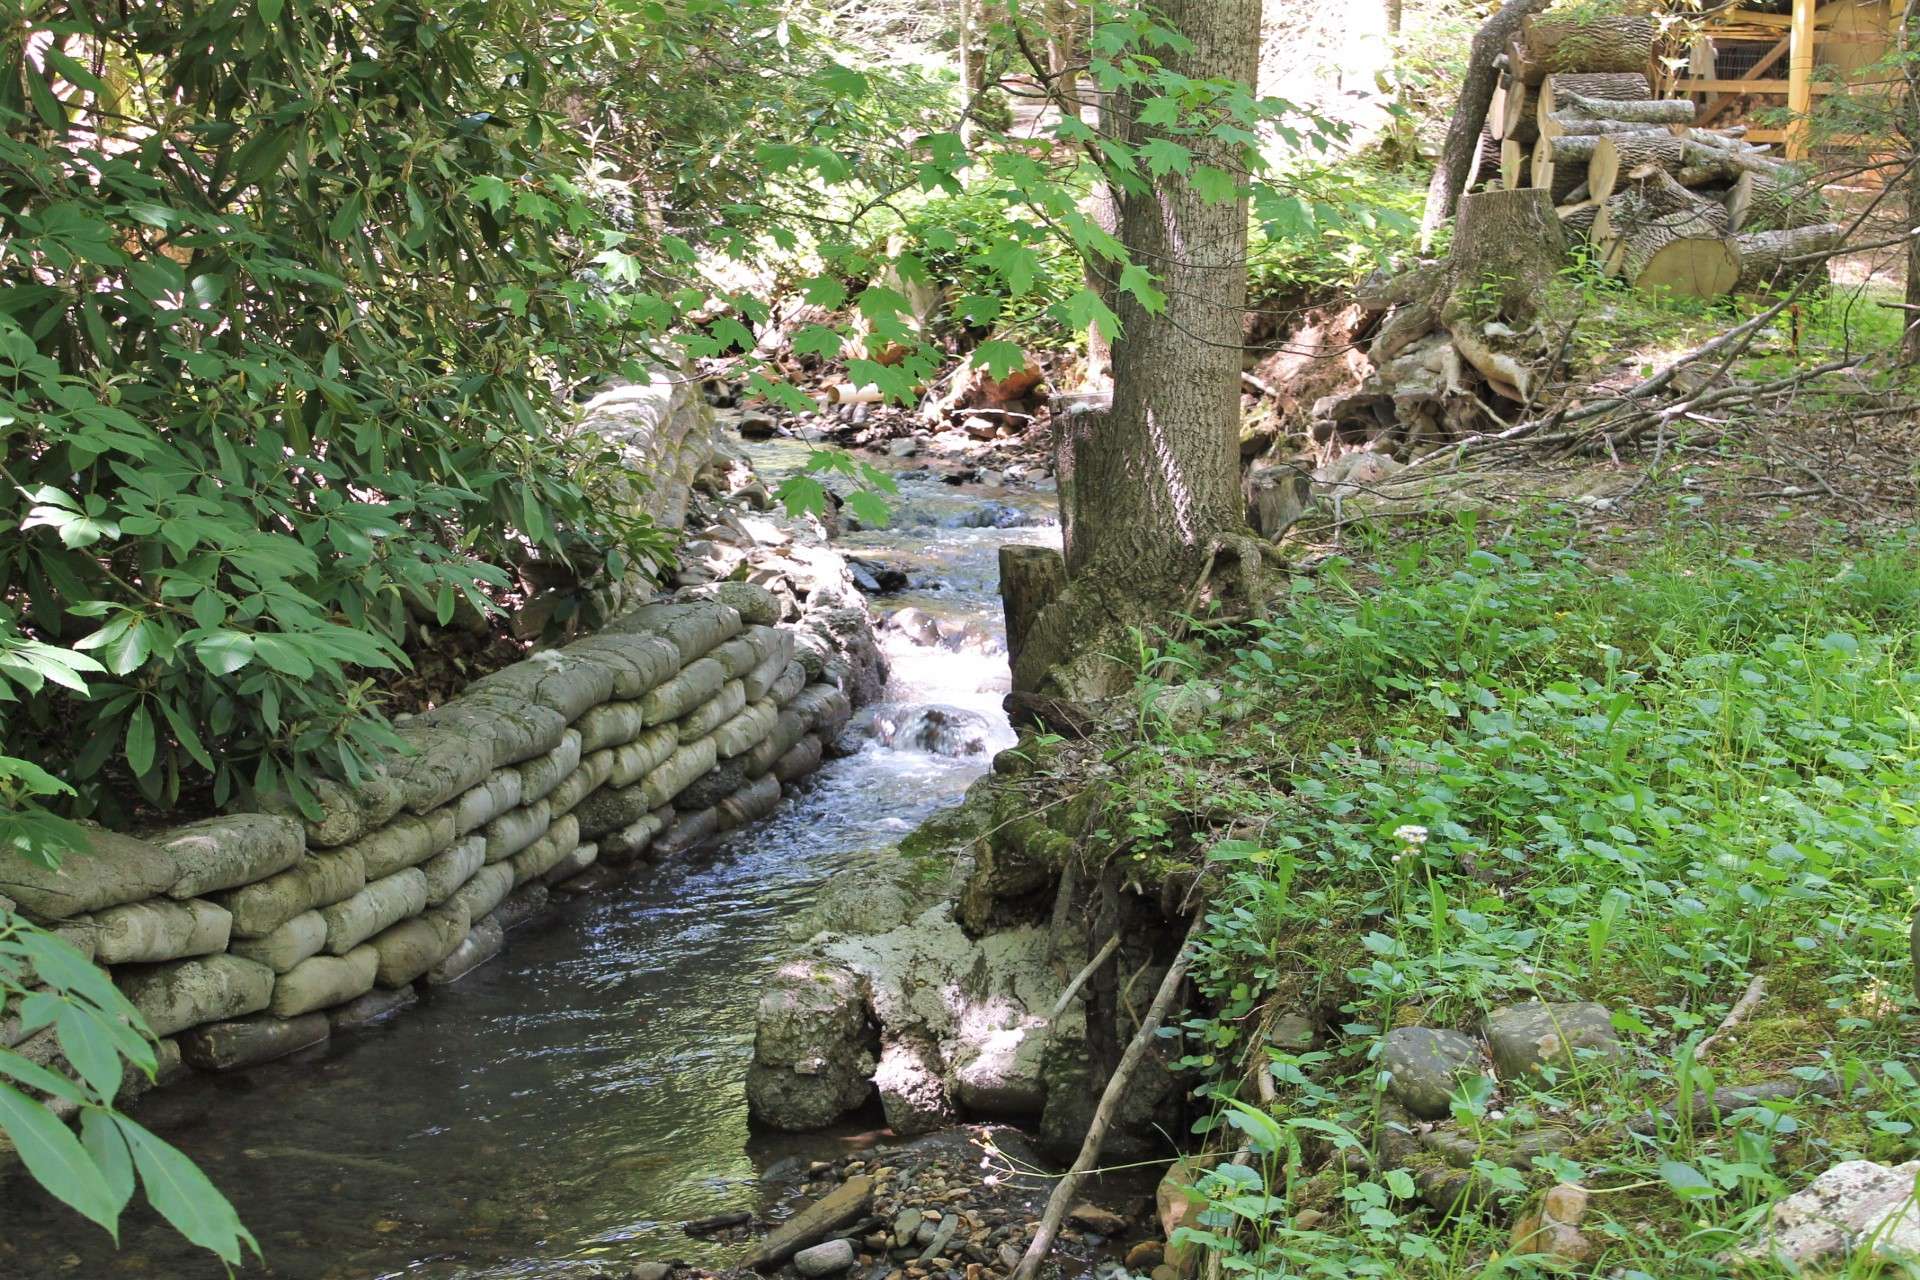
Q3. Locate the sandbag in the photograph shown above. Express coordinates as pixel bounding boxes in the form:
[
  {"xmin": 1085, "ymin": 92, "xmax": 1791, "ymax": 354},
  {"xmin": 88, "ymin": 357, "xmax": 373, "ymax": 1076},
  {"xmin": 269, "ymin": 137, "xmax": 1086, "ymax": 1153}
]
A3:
[
  {"xmin": 562, "ymin": 631, "xmax": 680, "ymax": 699},
  {"xmin": 548, "ymin": 748, "xmax": 615, "ymax": 817},
  {"xmin": 424, "ymin": 913, "xmax": 504, "ymax": 986},
  {"xmin": 767, "ymin": 660, "xmax": 807, "ymax": 707},
  {"xmin": 0, "ymin": 826, "xmax": 183, "ymax": 920},
  {"xmin": 641, "ymin": 657, "xmax": 727, "ymax": 726},
  {"xmin": 712, "ymin": 698, "xmax": 779, "ymax": 759},
  {"xmin": 653, "ymin": 807, "xmax": 720, "ymax": 859},
  {"xmin": 614, "ymin": 599, "xmax": 743, "ymax": 664},
  {"xmin": 516, "ymin": 729, "xmax": 583, "ymax": 805},
  {"xmin": 215, "ymin": 849, "xmax": 366, "ymax": 939},
  {"xmin": 774, "ymin": 734, "xmax": 825, "ymax": 784},
  {"xmin": 156, "ymin": 815, "xmax": 305, "ymax": 898},
  {"xmin": 542, "ymin": 841, "xmax": 599, "ymax": 887},
  {"xmin": 465, "ymin": 650, "xmax": 619, "ymax": 722},
  {"xmin": 575, "ymin": 700, "xmax": 649, "ymax": 753},
  {"xmin": 675, "ymin": 581, "xmax": 781, "ymax": 627},
  {"xmin": 319, "ymin": 868, "xmax": 429, "ymax": 955},
  {"xmin": 228, "ymin": 909, "xmax": 327, "ymax": 973},
  {"xmin": 117, "ymin": 955, "xmax": 275, "ymax": 1038},
  {"xmin": 179, "ymin": 1012, "xmax": 328, "ymax": 1071},
  {"xmin": 607, "ymin": 725, "xmax": 680, "ymax": 788},
  {"xmin": 347, "ymin": 807, "xmax": 457, "ymax": 880},
  {"xmin": 327, "ymin": 985, "xmax": 418, "ymax": 1032},
  {"xmin": 447, "ymin": 861, "xmax": 514, "ymax": 924},
  {"xmin": 483, "ymin": 798, "xmax": 551, "ymax": 864},
  {"xmin": 639, "ymin": 737, "xmax": 718, "ymax": 809},
  {"xmin": 511, "ymin": 814, "xmax": 581, "ymax": 886},
  {"xmin": 599, "ymin": 812, "xmax": 667, "ymax": 865},
  {"xmin": 420, "ymin": 836, "xmax": 485, "ymax": 906},
  {"xmin": 451, "ymin": 769, "xmax": 524, "ymax": 837},
  {"xmin": 370, "ymin": 901, "xmax": 471, "ymax": 987},
  {"xmin": 718, "ymin": 773, "xmax": 783, "ymax": 829},
  {"xmin": 270, "ymin": 944, "xmax": 378, "ymax": 1017},
  {"xmin": 676, "ymin": 679, "xmax": 747, "ymax": 743},
  {"xmin": 94, "ymin": 898, "xmax": 232, "ymax": 966}
]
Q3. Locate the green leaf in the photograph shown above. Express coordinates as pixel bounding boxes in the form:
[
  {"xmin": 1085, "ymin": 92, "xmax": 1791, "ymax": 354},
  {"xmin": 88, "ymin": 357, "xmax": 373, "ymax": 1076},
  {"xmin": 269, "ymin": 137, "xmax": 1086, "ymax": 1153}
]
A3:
[
  {"xmin": 192, "ymin": 631, "xmax": 254, "ymax": 676},
  {"xmin": 1190, "ymin": 166, "xmax": 1239, "ymax": 204},
  {"xmin": 971, "ymin": 340, "xmax": 1029, "ymax": 381},
  {"xmin": 1659, "ymin": 1159, "xmax": 1717, "ymax": 1200},
  {"xmin": 1117, "ymin": 265, "xmax": 1166, "ymax": 315},
  {"xmin": 0, "ymin": 1081, "xmax": 122, "ymax": 1238},
  {"xmin": 80, "ymin": 1111, "xmax": 135, "ymax": 1222},
  {"xmin": 844, "ymin": 491, "xmax": 891, "ymax": 529},
  {"xmin": 1139, "ymin": 137, "xmax": 1192, "ymax": 177},
  {"xmin": 1063, "ymin": 288, "xmax": 1121, "ymax": 342},
  {"xmin": 125, "ymin": 704, "xmax": 155, "ymax": 777},
  {"xmin": 117, "ymin": 1116, "xmax": 258, "ymax": 1265},
  {"xmin": 54, "ymin": 1006, "xmax": 124, "ymax": 1104}
]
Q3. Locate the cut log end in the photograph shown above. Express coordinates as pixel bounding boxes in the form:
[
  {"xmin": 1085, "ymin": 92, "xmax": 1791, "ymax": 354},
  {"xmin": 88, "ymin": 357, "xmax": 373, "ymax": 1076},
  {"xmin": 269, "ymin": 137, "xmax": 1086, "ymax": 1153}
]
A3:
[{"xmin": 1631, "ymin": 238, "xmax": 1740, "ymax": 299}]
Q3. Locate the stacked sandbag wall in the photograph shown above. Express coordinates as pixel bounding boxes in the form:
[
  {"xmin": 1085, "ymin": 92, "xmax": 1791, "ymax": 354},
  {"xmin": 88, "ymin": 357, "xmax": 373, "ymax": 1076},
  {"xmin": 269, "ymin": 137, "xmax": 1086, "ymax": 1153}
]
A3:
[{"xmin": 0, "ymin": 581, "xmax": 856, "ymax": 1096}]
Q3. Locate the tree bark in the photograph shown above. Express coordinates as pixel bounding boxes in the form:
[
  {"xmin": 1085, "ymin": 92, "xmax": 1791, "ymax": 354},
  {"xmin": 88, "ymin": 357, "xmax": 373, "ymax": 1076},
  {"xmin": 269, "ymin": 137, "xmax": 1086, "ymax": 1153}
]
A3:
[
  {"xmin": 1419, "ymin": 0, "xmax": 1554, "ymax": 251},
  {"xmin": 1733, "ymin": 223, "xmax": 1842, "ymax": 292},
  {"xmin": 1508, "ymin": 14, "xmax": 1657, "ymax": 86},
  {"xmin": 998, "ymin": 545, "xmax": 1066, "ymax": 678},
  {"xmin": 1020, "ymin": 0, "xmax": 1260, "ymax": 699},
  {"xmin": 1587, "ymin": 131, "xmax": 1687, "ymax": 204}
]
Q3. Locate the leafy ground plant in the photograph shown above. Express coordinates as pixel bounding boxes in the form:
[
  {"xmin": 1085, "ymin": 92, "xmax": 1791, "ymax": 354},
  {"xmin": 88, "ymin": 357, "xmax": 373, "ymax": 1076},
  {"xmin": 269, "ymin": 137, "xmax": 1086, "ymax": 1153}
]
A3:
[{"xmin": 1110, "ymin": 513, "xmax": 1920, "ymax": 1277}]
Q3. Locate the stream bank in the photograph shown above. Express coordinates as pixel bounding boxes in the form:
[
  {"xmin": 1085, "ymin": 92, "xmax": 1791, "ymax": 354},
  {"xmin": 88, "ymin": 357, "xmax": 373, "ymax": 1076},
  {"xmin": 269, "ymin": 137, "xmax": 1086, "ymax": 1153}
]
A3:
[{"xmin": 0, "ymin": 424, "xmax": 1066, "ymax": 1280}]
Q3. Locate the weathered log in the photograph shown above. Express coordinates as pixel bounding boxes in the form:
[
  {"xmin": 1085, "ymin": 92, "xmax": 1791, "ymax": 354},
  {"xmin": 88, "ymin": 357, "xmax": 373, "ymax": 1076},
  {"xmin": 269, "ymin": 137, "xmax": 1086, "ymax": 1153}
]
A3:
[
  {"xmin": 1538, "ymin": 70, "xmax": 1651, "ymax": 124},
  {"xmin": 1556, "ymin": 91, "xmax": 1694, "ymax": 126},
  {"xmin": 1558, "ymin": 201, "xmax": 1601, "ymax": 240},
  {"xmin": 1733, "ymin": 223, "xmax": 1843, "ymax": 293},
  {"xmin": 1588, "ymin": 132, "xmax": 1686, "ymax": 204},
  {"xmin": 1533, "ymin": 134, "xmax": 1617, "ymax": 204},
  {"xmin": 1500, "ymin": 137, "xmax": 1527, "ymax": 190},
  {"xmin": 1497, "ymin": 74, "xmax": 1538, "ymax": 146},
  {"xmin": 1725, "ymin": 169, "xmax": 1829, "ymax": 233},
  {"xmin": 1508, "ymin": 14, "xmax": 1656, "ymax": 86},
  {"xmin": 1596, "ymin": 172, "xmax": 1737, "ymax": 297},
  {"xmin": 999, "ymin": 546, "xmax": 1066, "ymax": 680},
  {"xmin": 1539, "ymin": 113, "xmax": 1667, "ymax": 141}
]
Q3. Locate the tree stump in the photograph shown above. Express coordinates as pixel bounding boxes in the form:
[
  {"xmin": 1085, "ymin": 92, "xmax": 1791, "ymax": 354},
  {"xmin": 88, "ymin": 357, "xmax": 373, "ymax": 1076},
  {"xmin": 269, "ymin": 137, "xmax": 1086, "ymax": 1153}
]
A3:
[
  {"xmin": 1733, "ymin": 223, "xmax": 1843, "ymax": 292},
  {"xmin": 999, "ymin": 545, "xmax": 1067, "ymax": 690},
  {"xmin": 1445, "ymin": 188, "xmax": 1568, "ymax": 329}
]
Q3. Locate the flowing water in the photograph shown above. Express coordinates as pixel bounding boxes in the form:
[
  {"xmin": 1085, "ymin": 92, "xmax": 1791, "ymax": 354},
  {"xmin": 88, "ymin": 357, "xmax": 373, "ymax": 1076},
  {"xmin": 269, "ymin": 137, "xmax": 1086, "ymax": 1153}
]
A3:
[{"xmin": 0, "ymin": 447, "xmax": 1060, "ymax": 1280}]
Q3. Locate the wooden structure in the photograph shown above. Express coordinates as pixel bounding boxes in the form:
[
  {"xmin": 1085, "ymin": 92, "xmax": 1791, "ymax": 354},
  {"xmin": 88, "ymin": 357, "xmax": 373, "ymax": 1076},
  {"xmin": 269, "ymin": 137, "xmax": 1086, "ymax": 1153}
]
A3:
[{"xmin": 1667, "ymin": 0, "xmax": 1896, "ymax": 159}]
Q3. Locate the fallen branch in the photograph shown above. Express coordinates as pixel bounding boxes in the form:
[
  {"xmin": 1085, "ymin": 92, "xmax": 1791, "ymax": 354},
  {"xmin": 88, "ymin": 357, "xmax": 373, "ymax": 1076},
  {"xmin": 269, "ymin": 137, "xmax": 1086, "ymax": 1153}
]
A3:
[
  {"xmin": 1695, "ymin": 974, "xmax": 1767, "ymax": 1061},
  {"xmin": 1012, "ymin": 910, "xmax": 1207, "ymax": 1280},
  {"xmin": 1049, "ymin": 933, "xmax": 1122, "ymax": 1020}
]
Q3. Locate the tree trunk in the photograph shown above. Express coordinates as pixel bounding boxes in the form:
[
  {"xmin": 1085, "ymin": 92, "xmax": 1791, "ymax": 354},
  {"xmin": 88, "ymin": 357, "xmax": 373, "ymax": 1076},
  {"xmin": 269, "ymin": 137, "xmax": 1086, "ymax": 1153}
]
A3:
[
  {"xmin": 1906, "ymin": 3, "xmax": 1920, "ymax": 362},
  {"xmin": 1443, "ymin": 188, "xmax": 1567, "ymax": 330},
  {"xmin": 1419, "ymin": 0, "xmax": 1554, "ymax": 250},
  {"xmin": 958, "ymin": 0, "xmax": 975, "ymax": 146},
  {"xmin": 1508, "ymin": 14, "xmax": 1657, "ymax": 86},
  {"xmin": 1020, "ymin": 0, "xmax": 1260, "ymax": 699},
  {"xmin": 1081, "ymin": 77, "xmax": 1121, "ymax": 388},
  {"xmin": 1734, "ymin": 223, "xmax": 1843, "ymax": 292}
]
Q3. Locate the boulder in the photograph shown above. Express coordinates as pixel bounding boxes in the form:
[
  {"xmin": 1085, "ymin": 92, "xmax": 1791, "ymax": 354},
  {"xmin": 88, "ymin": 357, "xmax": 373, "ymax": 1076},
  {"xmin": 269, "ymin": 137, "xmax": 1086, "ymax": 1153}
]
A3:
[
  {"xmin": 1482, "ymin": 1001, "xmax": 1623, "ymax": 1080},
  {"xmin": 270, "ymin": 944, "xmax": 379, "ymax": 1017},
  {"xmin": 179, "ymin": 1012, "xmax": 329, "ymax": 1070},
  {"xmin": 1157, "ymin": 1156, "xmax": 1224, "ymax": 1280},
  {"xmin": 1381, "ymin": 1026, "xmax": 1489, "ymax": 1119},
  {"xmin": 155, "ymin": 815, "xmax": 305, "ymax": 898},
  {"xmin": 875, "ymin": 1038, "xmax": 955, "ymax": 1137},
  {"xmin": 93, "ymin": 898, "xmax": 232, "ymax": 965},
  {"xmin": 346, "ymin": 807, "xmax": 457, "ymax": 880},
  {"xmin": 319, "ymin": 868, "xmax": 430, "ymax": 955},
  {"xmin": 1510, "ymin": 1182, "xmax": 1597, "ymax": 1266},
  {"xmin": 370, "ymin": 902, "xmax": 472, "ymax": 987},
  {"xmin": 745, "ymin": 961, "xmax": 877, "ymax": 1130},
  {"xmin": 117, "ymin": 954, "xmax": 276, "ymax": 1037},
  {"xmin": 228, "ymin": 909, "xmax": 327, "ymax": 974},
  {"xmin": 1731, "ymin": 1160, "xmax": 1920, "ymax": 1270},
  {"xmin": 214, "ymin": 848, "xmax": 366, "ymax": 938},
  {"xmin": 0, "ymin": 826, "xmax": 183, "ymax": 919}
]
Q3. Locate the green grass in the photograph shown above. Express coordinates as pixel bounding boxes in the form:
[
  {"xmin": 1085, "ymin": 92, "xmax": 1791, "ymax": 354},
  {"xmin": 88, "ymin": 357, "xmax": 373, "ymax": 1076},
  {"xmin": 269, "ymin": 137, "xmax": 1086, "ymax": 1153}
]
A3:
[{"xmin": 1106, "ymin": 513, "xmax": 1920, "ymax": 1278}]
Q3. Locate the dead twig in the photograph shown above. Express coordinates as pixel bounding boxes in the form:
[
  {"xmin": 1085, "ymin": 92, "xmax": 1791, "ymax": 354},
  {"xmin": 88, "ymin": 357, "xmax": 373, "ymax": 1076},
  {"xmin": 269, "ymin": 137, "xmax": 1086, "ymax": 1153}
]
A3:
[{"xmin": 1696, "ymin": 974, "xmax": 1767, "ymax": 1062}]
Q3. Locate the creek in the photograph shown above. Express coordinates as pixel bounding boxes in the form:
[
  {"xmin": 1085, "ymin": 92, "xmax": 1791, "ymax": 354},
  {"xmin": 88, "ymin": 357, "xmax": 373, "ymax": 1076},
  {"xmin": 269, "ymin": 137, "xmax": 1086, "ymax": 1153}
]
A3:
[{"xmin": 0, "ymin": 446, "xmax": 1060, "ymax": 1280}]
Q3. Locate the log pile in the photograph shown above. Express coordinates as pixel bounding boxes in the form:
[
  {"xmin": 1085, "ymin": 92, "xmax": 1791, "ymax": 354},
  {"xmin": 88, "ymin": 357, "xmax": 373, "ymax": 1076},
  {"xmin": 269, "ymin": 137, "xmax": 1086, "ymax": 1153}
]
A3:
[
  {"xmin": 1484, "ymin": 8, "xmax": 1841, "ymax": 300},
  {"xmin": 1314, "ymin": 5, "xmax": 1850, "ymax": 457}
]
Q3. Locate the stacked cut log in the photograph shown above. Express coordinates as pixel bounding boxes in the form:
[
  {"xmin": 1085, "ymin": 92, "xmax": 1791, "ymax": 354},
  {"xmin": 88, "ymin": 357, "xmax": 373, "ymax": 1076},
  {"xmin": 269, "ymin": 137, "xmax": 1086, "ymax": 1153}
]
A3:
[{"xmin": 1486, "ymin": 7, "xmax": 1839, "ymax": 300}]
